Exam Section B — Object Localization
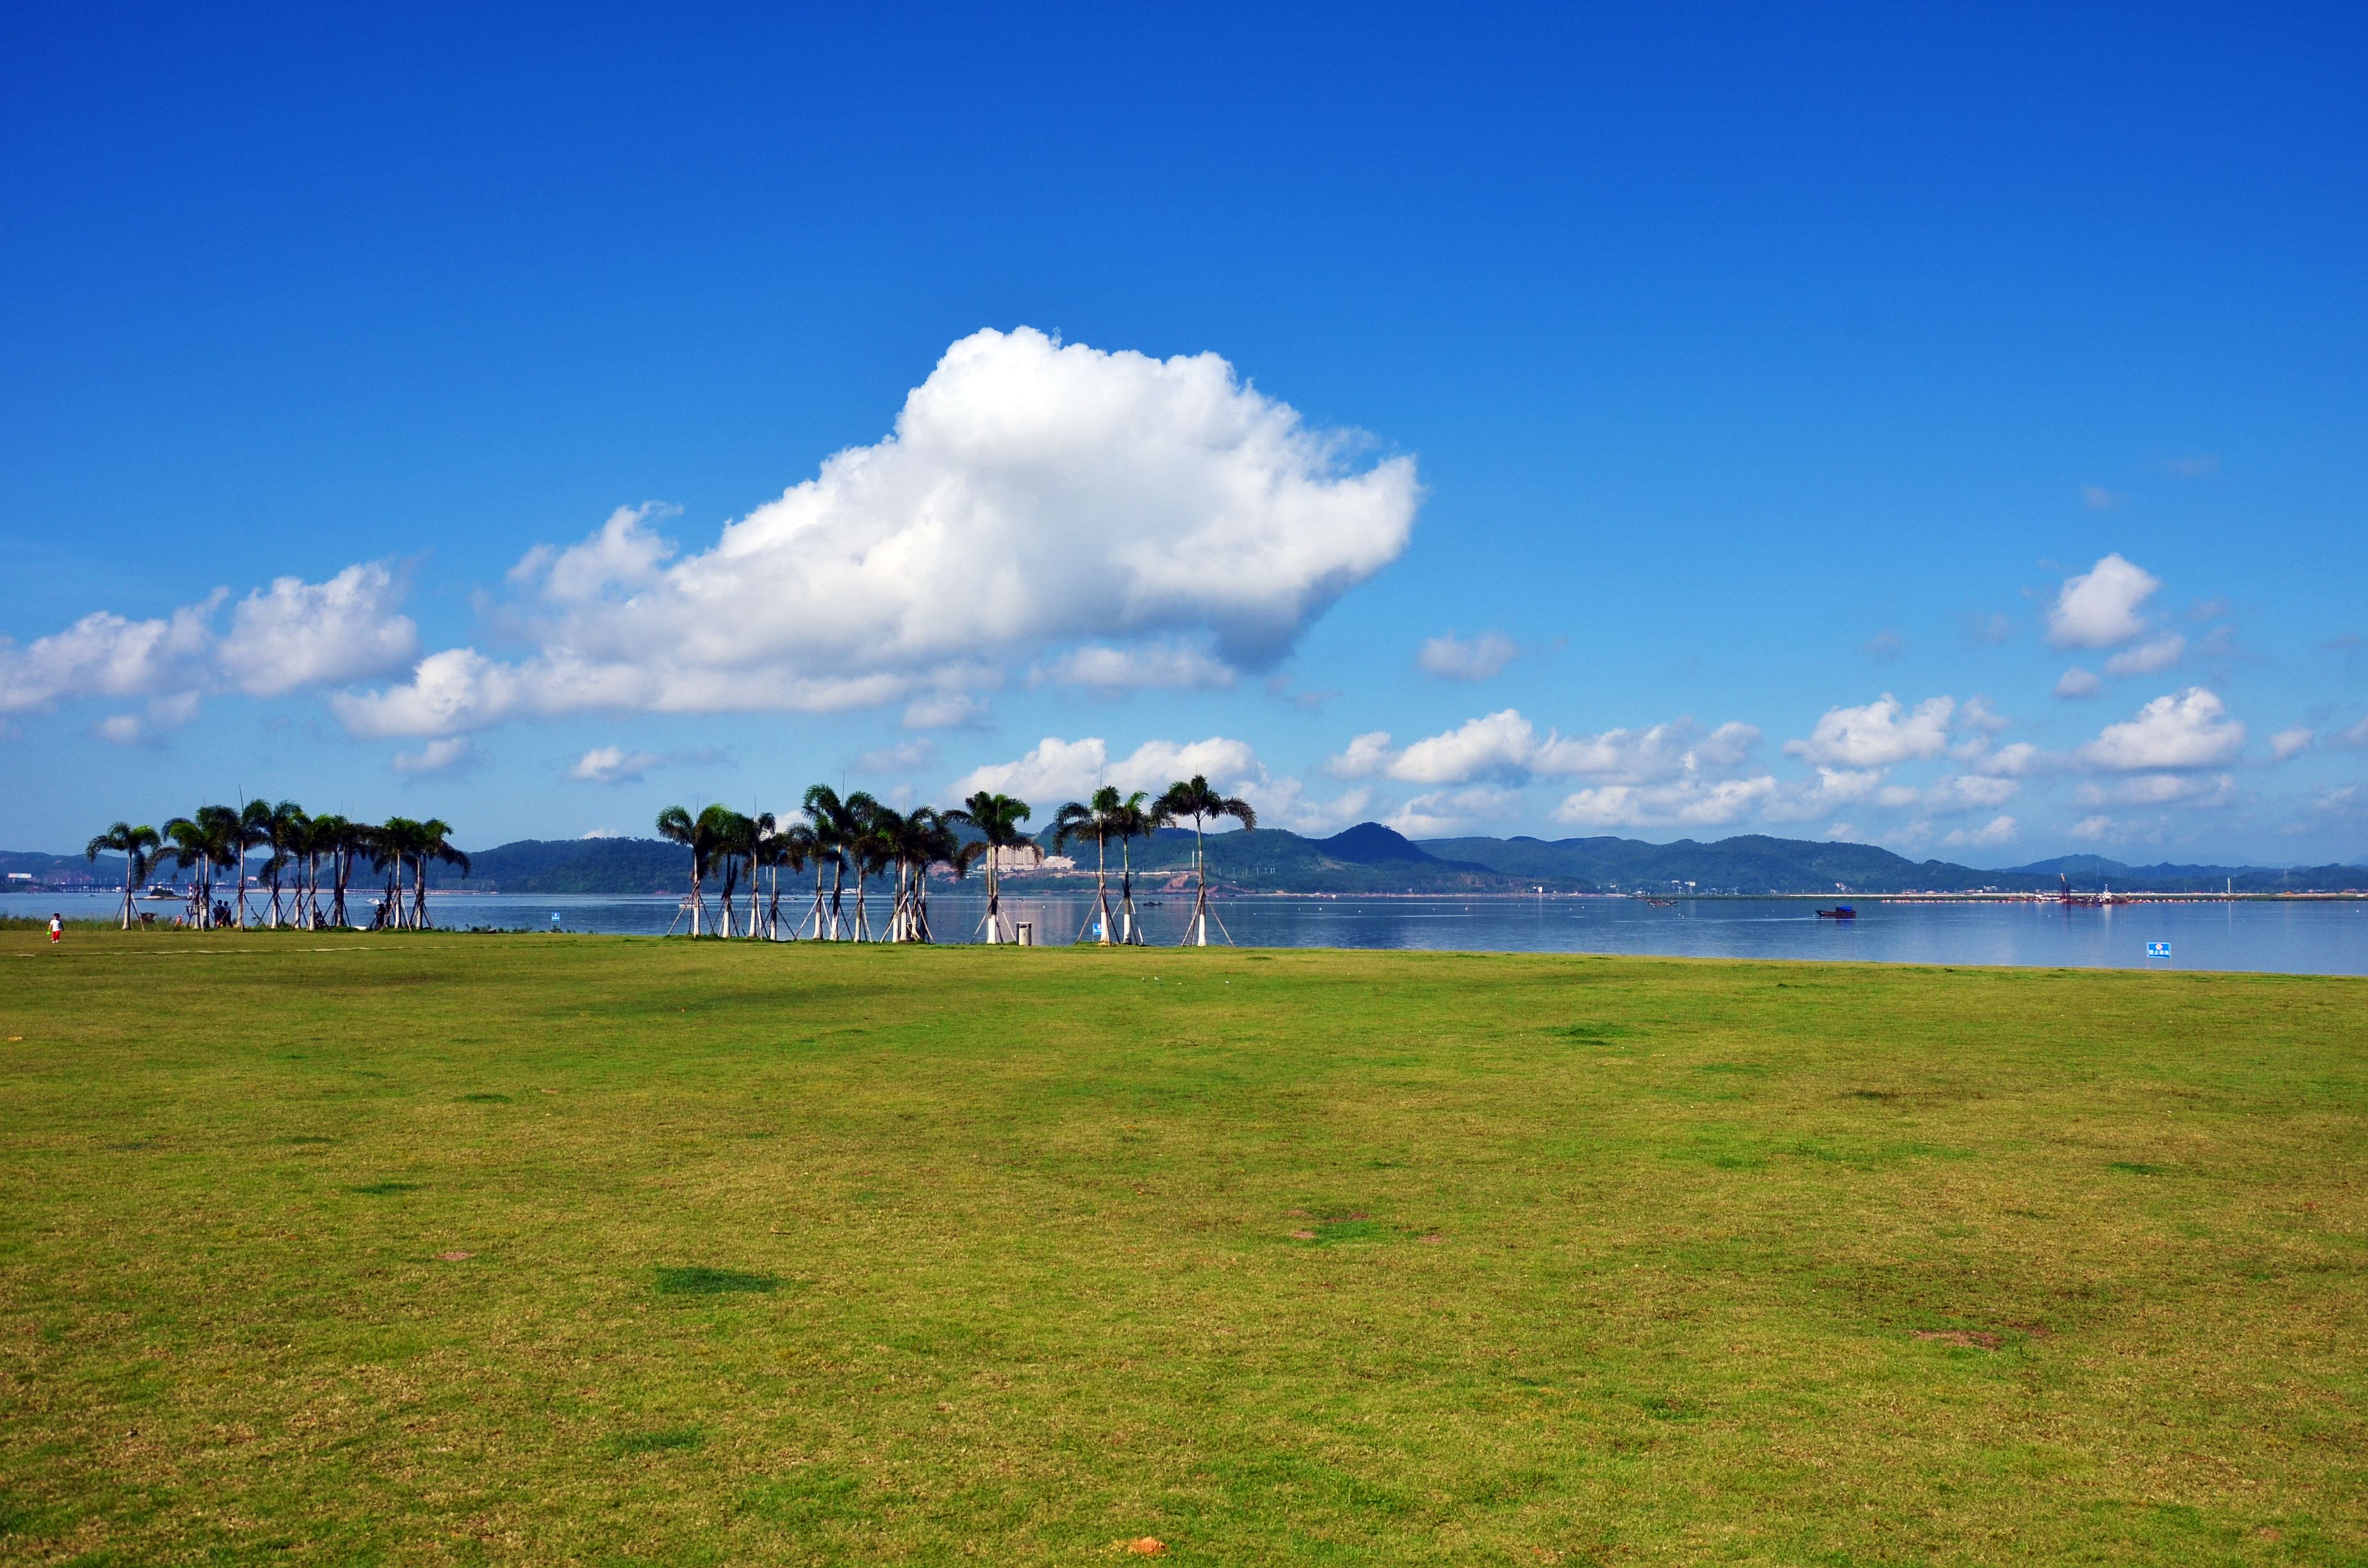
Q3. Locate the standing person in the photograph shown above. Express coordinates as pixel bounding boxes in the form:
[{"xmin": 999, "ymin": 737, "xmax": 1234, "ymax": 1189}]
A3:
[{"xmin": 48, "ymin": 913, "xmax": 62, "ymax": 945}]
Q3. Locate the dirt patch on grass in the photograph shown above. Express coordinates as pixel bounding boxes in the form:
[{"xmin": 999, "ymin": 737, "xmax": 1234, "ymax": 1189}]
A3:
[{"xmin": 1914, "ymin": 1329, "xmax": 2002, "ymax": 1350}]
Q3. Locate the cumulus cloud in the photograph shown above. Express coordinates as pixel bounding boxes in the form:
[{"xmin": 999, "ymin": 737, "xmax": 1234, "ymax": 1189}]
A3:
[
  {"xmin": 1033, "ymin": 641, "xmax": 1237, "ymax": 692},
  {"xmin": 1943, "ymin": 815, "xmax": 2018, "ymax": 849},
  {"xmin": 568, "ymin": 746, "xmax": 666, "ymax": 785},
  {"xmin": 2103, "ymin": 633, "xmax": 2185, "ymax": 678},
  {"xmin": 1533, "ymin": 719, "xmax": 1761, "ymax": 783},
  {"xmin": 1334, "ymin": 711, "xmax": 1763, "ymax": 790},
  {"xmin": 217, "ymin": 563, "xmax": 419, "ymax": 696},
  {"xmin": 1957, "ymin": 696, "xmax": 2012, "ymax": 735},
  {"xmin": 2073, "ymin": 772, "xmax": 2236, "ymax": 808},
  {"xmin": 1553, "ymin": 776, "xmax": 1779, "ymax": 829},
  {"xmin": 1757, "ymin": 767, "xmax": 1886, "ymax": 824},
  {"xmin": 2047, "ymin": 553, "xmax": 2160, "ymax": 649},
  {"xmin": 0, "ymin": 562, "xmax": 417, "ymax": 726},
  {"xmin": 0, "ymin": 594, "xmax": 220, "ymax": 714},
  {"xmin": 1417, "ymin": 630, "xmax": 1518, "ymax": 681},
  {"xmin": 2068, "ymin": 815, "xmax": 2114, "ymax": 841},
  {"xmin": 2271, "ymin": 726, "xmax": 2315, "ymax": 762},
  {"xmin": 90, "ymin": 693, "xmax": 202, "ymax": 749},
  {"xmin": 943, "ymin": 732, "xmax": 1369, "ymax": 836},
  {"xmin": 1784, "ymin": 694, "xmax": 1954, "ymax": 767},
  {"xmin": 1874, "ymin": 774, "xmax": 2022, "ymax": 815},
  {"xmin": 1382, "ymin": 709, "xmax": 1541, "ymax": 785},
  {"xmin": 1386, "ymin": 787, "xmax": 1524, "ymax": 837},
  {"xmin": 2078, "ymin": 687, "xmax": 2246, "ymax": 771},
  {"xmin": 92, "ymin": 714, "xmax": 154, "ymax": 747},
  {"xmin": 337, "ymin": 328, "xmax": 1420, "ymax": 737},
  {"xmin": 391, "ymin": 737, "xmax": 481, "ymax": 774},
  {"xmin": 2055, "ymin": 667, "xmax": 2103, "ymax": 699},
  {"xmin": 1973, "ymin": 741, "xmax": 2043, "ymax": 778},
  {"xmin": 944, "ymin": 734, "xmax": 1262, "ymax": 810}
]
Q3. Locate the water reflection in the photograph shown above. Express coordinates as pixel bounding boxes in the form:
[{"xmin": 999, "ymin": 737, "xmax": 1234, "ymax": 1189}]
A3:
[{"xmin": 13, "ymin": 890, "xmax": 2360, "ymax": 976}]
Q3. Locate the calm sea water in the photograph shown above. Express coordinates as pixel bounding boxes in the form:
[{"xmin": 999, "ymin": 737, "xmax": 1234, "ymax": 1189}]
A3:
[{"xmin": 13, "ymin": 888, "xmax": 2365, "ymax": 976}]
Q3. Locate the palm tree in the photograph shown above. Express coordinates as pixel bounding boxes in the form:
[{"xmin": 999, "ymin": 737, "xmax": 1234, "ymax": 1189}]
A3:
[
  {"xmin": 196, "ymin": 804, "xmax": 243, "ymax": 927},
  {"xmin": 898, "ymin": 808, "xmax": 962, "ymax": 942},
  {"xmin": 233, "ymin": 799, "xmax": 274, "ymax": 928},
  {"xmin": 1155, "ymin": 775, "xmax": 1256, "ymax": 946},
  {"xmin": 259, "ymin": 801, "xmax": 307, "ymax": 927},
  {"xmin": 945, "ymin": 791, "xmax": 1032, "ymax": 943},
  {"xmin": 802, "ymin": 787, "xmax": 879, "ymax": 940},
  {"xmin": 739, "ymin": 811, "xmax": 777, "ymax": 938},
  {"xmin": 300, "ymin": 813, "xmax": 347, "ymax": 929},
  {"xmin": 846, "ymin": 796, "xmax": 889, "ymax": 942},
  {"xmin": 313, "ymin": 815, "xmax": 361, "ymax": 929},
  {"xmin": 156, "ymin": 817, "xmax": 213, "ymax": 927},
  {"xmin": 86, "ymin": 821, "xmax": 161, "ymax": 929},
  {"xmin": 655, "ymin": 804, "xmax": 716, "ymax": 936},
  {"xmin": 759, "ymin": 819, "xmax": 812, "ymax": 940},
  {"xmin": 411, "ymin": 819, "xmax": 470, "ymax": 929},
  {"xmin": 1111, "ymin": 790, "xmax": 1164, "ymax": 945},
  {"xmin": 703, "ymin": 806, "xmax": 755, "ymax": 938},
  {"xmin": 370, "ymin": 818, "xmax": 418, "ymax": 929},
  {"xmin": 1051, "ymin": 786, "xmax": 1123, "ymax": 945}
]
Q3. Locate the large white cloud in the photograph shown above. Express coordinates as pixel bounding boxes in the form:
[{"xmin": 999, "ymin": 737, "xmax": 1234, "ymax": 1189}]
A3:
[
  {"xmin": 1531, "ymin": 719, "xmax": 1761, "ymax": 782},
  {"xmin": 943, "ymin": 735, "xmax": 1263, "ymax": 810},
  {"xmin": 1032, "ymin": 641, "xmax": 1237, "ymax": 692},
  {"xmin": 2047, "ymin": 553, "xmax": 2160, "ymax": 649},
  {"xmin": 941, "ymin": 733, "xmax": 1369, "ymax": 836},
  {"xmin": 2073, "ymin": 772, "xmax": 2236, "ymax": 808},
  {"xmin": 1329, "ymin": 710, "xmax": 1763, "ymax": 788},
  {"xmin": 0, "ymin": 596, "xmax": 218, "ymax": 714},
  {"xmin": 2077, "ymin": 687, "xmax": 2246, "ymax": 771},
  {"xmin": 0, "ymin": 563, "xmax": 416, "ymax": 722},
  {"xmin": 1784, "ymin": 694, "xmax": 1955, "ymax": 767},
  {"xmin": 1552, "ymin": 776, "xmax": 1779, "ymax": 829},
  {"xmin": 217, "ymin": 564, "xmax": 419, "ymax": 696},
  {"xmin": 337, "ymin": 328, "xmax": 1420, "ymax": 737}
]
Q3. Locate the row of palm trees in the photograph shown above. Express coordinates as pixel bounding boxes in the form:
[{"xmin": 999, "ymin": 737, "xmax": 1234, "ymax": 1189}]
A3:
[
  {"xmin": 85, "ymin": 806, "xmax": 469, "ymax": 931},
  {"xmin": 654, "ymin": 774, "xmax": 1256, "ymax": 945}
]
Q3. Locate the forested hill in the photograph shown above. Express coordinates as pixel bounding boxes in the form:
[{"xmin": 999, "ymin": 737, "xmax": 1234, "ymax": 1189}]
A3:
[
  {"xmin": 1415, "ymin": 835, "xmax": 2368, "ymax": 894},
  {"xmin": 434, "ymin": 838, "xmax": 689, "ymax": 894}
]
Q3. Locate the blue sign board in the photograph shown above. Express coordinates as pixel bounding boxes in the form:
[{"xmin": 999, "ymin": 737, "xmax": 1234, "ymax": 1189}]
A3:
[{"xmin": 2146, "ymin": 942, "xmax": 2171, "ymax": 959}]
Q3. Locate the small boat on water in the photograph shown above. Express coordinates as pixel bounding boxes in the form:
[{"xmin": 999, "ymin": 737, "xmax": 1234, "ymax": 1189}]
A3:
[
  {"xmin": 1816, "ymin": 904, "xmax": 1856, "ymax": 919},
  {"xmin": 142, "ymin": 884, "xmax": 184, "ymax": 901}
]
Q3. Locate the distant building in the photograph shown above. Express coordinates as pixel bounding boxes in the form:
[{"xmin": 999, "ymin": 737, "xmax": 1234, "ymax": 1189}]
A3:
[{"xmin": 987, "ymin": 845, "xmax": 1076, "ymax": 875}]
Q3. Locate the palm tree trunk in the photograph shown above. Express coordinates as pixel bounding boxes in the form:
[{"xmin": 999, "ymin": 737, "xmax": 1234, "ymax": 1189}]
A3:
[
  {"xmin": 1190, "ymin": 815, "xmax": 1208, "ymax": 945},
  {"xmin": 1095, "ymin": 833, "xmax": 1112, "ymax": 945}
]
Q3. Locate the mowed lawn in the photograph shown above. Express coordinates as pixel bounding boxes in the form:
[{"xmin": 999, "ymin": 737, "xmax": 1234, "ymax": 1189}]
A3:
[{"xmin": 1, "ymin": 933, "xmax": 2362, "ymax": 1566}]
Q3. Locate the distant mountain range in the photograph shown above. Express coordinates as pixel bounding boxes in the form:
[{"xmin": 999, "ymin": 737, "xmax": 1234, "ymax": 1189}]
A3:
[{"xmin": 12, "ymin": 830, "xmax": 2364, "ymax": 897}]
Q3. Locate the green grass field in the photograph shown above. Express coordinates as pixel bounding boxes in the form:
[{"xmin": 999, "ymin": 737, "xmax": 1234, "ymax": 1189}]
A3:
[{"xmin": 1, "ymin": 931, "xmax": 2362, "ymax": 1565}]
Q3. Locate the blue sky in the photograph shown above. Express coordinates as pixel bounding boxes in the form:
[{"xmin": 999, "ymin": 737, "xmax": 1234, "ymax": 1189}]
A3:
[{"xmin": 4, "ymin": 2, "xmax": 2364, "ymax": 863}]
